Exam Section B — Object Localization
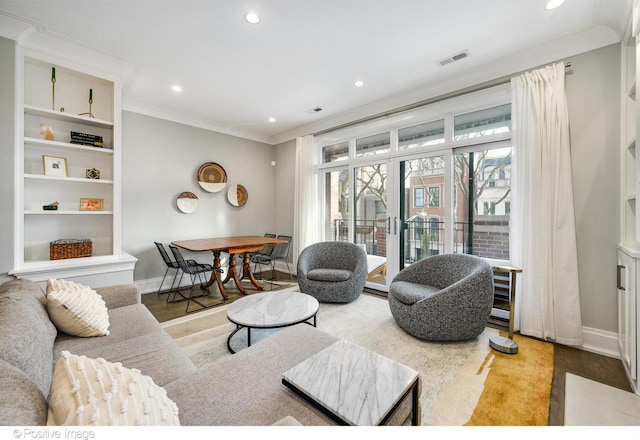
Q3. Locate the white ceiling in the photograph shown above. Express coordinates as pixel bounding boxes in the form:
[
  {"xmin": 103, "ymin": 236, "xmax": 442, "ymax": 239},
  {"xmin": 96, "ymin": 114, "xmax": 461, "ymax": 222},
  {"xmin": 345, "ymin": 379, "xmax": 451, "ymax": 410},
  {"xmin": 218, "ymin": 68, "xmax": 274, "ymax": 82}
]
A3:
[{"xmin": 0, "ymin": 0, "xmax": 633, "ymax": 145}]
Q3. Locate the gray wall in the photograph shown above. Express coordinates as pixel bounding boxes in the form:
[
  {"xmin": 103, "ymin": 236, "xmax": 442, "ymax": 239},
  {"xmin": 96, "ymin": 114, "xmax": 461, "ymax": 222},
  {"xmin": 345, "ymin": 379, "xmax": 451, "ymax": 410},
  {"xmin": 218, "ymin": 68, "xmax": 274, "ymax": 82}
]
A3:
[
  {"xmin": 565, "ymin": 44, "xmax": 621, "ymax": 334},
  {"xmin": 0, "ymin": 37, "xmax": 15, "ymax": 283},
  {"xmin": 121, "ymin": 111, "xmax": 277, "ymax": 285}
]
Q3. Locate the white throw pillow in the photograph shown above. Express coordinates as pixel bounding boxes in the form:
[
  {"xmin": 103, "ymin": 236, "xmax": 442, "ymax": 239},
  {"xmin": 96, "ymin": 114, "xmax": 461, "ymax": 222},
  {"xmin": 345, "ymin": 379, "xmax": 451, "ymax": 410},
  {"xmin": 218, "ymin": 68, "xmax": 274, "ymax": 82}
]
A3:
[
  {"xmin": 47, "ymin": 351, "xmax": 180, "ymax": 426},
  {"xmin": 46, "ymin": 278, "xmax": 110, "ymax": 337}
]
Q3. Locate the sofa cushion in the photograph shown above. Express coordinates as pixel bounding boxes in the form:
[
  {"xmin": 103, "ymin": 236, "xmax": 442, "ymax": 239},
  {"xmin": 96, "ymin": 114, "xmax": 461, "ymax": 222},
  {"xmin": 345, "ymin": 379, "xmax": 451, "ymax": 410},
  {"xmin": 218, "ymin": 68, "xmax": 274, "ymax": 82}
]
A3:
[
  {"xmin": 46, "ymin": 279, "xmax": 110, "ymax": 337},
  {"xmin": 47, "ymin": 351, "xmax": 180, "ymax": 426},
  {"xmin": 0, "ymin": 279, "xmax": 58, "ymax": 398},
  {"xmin": 54, "ymin": 304, "xmax": 163, "ymax": 360},
  {"xmin": 307, "ymin": 268, "xmax": 352, "ymax": 282},
  {"xmin": 0, "ymin": 359, "xmax": 48, "ymax": 426},
  {"xmin": 94, "ymin": 284, "xmax": 141, "ymax": 309},
  {"xmin": 389, "ymin": 281, "xmax": 440, "ymax": 305},
  {"xmin": 81, "ymin": 331, "xmax": 197, "ymax": 387}
]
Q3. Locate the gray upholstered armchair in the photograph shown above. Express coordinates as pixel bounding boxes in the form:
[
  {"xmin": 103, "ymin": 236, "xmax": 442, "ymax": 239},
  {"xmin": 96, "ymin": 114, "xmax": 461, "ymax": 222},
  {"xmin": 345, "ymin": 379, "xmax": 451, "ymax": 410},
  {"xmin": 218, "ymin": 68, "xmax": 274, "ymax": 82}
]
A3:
[
  {"xmin": 297, "ymin": 241, "xmax": 368, "ymax": 303},
  {"xmin": 388, "ymin": 253, "xmax": 494, "ymax": 341}
]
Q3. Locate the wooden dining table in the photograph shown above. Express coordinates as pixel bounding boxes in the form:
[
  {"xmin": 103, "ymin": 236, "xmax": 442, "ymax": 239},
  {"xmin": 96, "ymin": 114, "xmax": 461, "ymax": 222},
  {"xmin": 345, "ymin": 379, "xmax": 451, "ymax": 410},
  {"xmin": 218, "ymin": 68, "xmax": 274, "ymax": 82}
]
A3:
[{"xmin": 171, "ymin": 235, "xmax": 287, "ymax": 299}]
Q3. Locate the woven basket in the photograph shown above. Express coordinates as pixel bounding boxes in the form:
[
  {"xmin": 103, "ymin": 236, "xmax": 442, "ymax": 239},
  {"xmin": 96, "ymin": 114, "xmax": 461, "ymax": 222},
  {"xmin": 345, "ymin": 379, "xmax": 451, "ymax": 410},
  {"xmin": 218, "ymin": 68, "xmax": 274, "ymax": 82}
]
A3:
[{"xmin": 50, "ymin": 239, "xmax": 92, "ymax": 260}]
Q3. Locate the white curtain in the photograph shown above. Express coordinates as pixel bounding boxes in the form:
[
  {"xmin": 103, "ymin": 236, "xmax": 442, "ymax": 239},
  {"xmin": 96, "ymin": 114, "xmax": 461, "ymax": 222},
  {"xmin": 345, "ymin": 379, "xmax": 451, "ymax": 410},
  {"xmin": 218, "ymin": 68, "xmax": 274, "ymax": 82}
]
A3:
[
  {"xmin": 510, "ymin": 62, "xmax": 583, "ymax": 345},
  {"xmin": 293, "ymin": 135, "xmax": 320, "ymax": 267}
]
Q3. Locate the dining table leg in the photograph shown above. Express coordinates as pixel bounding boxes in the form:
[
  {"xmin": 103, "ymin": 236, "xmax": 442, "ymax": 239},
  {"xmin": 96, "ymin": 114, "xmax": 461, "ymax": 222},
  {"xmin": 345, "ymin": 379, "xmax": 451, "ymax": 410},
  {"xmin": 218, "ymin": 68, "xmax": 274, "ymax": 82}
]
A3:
[
  {"xmin": 222, "ymin": 252, "xmax": 247, "ymax": 295},
  {"xmin": 205, "ymin": 250, "xmax": 228, "ymax": 299},
  {"xmin": 240, "ymin": 251, "xmax": 265, "ymax": 291}
]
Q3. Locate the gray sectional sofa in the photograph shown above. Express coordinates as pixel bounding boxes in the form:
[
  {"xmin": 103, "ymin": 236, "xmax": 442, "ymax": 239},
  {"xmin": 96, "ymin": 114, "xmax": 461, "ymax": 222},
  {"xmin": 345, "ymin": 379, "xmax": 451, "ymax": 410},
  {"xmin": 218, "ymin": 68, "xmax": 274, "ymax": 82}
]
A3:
[{"xmin": 0, "ymin": 278, "xmax": 414, "ymax": 426}]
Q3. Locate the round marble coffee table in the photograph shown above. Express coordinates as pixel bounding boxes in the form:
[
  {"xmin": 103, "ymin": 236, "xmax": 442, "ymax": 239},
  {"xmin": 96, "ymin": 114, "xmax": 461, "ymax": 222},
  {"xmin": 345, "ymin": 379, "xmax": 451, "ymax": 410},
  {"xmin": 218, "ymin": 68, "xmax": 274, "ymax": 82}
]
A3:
[{"xmin": 226, "ymin": 290, "xmax": 319, "ymax": 354}]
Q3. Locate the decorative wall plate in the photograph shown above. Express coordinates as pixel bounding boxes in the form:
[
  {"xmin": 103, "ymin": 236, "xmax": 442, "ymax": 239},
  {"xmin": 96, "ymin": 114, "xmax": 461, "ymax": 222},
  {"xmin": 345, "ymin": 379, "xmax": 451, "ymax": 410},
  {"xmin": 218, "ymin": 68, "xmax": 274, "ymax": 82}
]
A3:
[
  {"xmin": 177, "ymin": 191, "xmax": 199, "ymax": 213},
  {"xmin": 227, "ymin": 184, "xmax": 248, "ymax": 207},
  {"xmin": 197, "ymin": 162, "xmax": 227, "ymax": 193}
]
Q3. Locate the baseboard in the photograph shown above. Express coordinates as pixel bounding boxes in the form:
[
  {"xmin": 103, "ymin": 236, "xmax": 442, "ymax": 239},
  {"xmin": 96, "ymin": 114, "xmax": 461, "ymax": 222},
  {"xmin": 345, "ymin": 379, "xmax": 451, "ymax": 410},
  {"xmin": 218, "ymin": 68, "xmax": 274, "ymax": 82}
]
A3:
[{"xmin": 580, "ymin": 326, "xmax": 620, "ymax": 359}]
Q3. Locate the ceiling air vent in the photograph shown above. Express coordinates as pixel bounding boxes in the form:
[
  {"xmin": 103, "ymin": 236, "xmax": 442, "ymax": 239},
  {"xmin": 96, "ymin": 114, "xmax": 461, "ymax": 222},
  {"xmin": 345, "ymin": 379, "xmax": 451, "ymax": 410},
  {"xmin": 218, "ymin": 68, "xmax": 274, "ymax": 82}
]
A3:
[
  {"xmin": 437, "ymin": 50, "xmax": 470, "ymax": 67},
  {"xmin": 307, "ymin": 106, "xmax": 323, "ymax": 114}
]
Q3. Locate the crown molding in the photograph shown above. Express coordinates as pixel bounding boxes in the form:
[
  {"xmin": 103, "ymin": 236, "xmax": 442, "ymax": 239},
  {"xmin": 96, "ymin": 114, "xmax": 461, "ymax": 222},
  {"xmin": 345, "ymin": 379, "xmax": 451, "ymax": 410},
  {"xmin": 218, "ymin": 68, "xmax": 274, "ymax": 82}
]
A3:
[
  {"xmin": 0, "ymin": 11, "xmax": 134, "ymax": 80},
  {"xmin": 122, "ymin": 97, "xmax": 274, "ymax": 145}
]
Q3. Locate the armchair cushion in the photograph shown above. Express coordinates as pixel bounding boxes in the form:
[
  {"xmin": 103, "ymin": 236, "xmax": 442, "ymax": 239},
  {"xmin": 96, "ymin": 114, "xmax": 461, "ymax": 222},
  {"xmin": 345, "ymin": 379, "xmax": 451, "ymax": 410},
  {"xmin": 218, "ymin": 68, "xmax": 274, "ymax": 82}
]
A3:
[
  {"xmin": 307, "ymin": 268, "xmax": 353, "ymax": 282},
  {"xmin": 389, "ymin": 281, "xmax": 440, "ymax": 305}
]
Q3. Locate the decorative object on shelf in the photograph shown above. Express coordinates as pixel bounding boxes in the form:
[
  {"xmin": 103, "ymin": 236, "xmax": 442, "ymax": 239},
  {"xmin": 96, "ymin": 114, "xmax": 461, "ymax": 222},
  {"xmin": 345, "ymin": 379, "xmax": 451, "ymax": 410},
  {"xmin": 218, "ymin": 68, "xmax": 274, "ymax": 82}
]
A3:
[
  {"xmin": 197, "ymin": 162, "xmax": 227, "ymax": 193},
  {"xmin": 40, "ymin": 123, "xmax": 54, "ymax": 141},
  {"xmin": 79, "ymin": 198, "xmax": 104, "ymax": 211},
  {"xmin": 85, "ymin": 168, "xmax": 100, "ymax": 179},
  {"xmin": 70, "ymin": 131, "xmax": 103, "ymax": 148},
  {"xmin": 227, "ymin": 184, "xmax": 248, "ymax": 207},
  {"xmin": 50, "ymin": 238, "xmax": 92, "ymax": 260},
  {"xmin": 78, "ymin": 88, "xmax": 94, "ymax": 118},
  {"xmin": 43, "ymin": 201, "xmax": 59, "ymax": 211},
  {"xmin": 42, "ymin": 155, "xmax": 68, "ymax": 177},
  {"xmin": 176, "ymin": 191, "xmax": 199, "ymax": 214}
]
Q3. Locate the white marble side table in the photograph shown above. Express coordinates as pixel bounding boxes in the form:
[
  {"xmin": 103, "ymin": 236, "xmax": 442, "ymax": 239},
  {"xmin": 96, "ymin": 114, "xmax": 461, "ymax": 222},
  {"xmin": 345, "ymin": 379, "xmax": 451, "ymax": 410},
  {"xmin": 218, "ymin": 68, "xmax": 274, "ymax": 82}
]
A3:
[
  {"xmin": 282, "ymin": 339, "xmax": 421, "ymax": 426},
  {"xmin": 226, "ymin": 290, "xmax": 319, "ymax": 354}
]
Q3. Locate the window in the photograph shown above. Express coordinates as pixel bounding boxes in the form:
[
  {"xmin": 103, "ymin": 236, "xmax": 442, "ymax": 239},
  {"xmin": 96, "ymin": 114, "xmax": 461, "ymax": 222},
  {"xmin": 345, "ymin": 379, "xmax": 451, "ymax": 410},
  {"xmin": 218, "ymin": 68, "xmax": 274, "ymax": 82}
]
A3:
[
  {"xmin": 454, "ymin": 104, "xmax": 511, "ymax": 141},
  {"xmin": 356, "ymin": 132, "xmax": 390, "ymax": 157},
  {"xmin": 453, "ymin": 145, "xmax": 511, "ymax": 259},
  {"xmin": 428, "ymin": 187, "xmax": 440, "ymax": 207},
  {"xmin": 414, "ymin": 188, "xmax": 425, "ymax": 207},
  {"xmin": 483, "ymin": 202, "xmax": 496, "ymax": 215},
  {"xmin": 316, "ymin": 84, "xmax": 512, "ymax": 278},
  {"xmin": 398, "ymin": 120, "xmax": 445, "ymax": 150},
  {"xmin": 428, "ymin": 217, "xmax": 441, "ymax": 242},
  {"xmin": 324, "ymin": 169, "xmax": 349, "ymax": 241},
  {"xmin": 322, "ymin": 141, "xmax": 349, "ymax": 163}
]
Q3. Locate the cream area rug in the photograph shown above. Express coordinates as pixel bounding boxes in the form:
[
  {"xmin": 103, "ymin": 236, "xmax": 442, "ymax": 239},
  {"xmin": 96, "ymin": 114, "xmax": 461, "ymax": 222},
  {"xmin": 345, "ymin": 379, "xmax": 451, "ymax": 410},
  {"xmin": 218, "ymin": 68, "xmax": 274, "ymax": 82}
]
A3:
[{"xmin": 161, "ymin": 286, "xmax": 517, "ymax": 426}]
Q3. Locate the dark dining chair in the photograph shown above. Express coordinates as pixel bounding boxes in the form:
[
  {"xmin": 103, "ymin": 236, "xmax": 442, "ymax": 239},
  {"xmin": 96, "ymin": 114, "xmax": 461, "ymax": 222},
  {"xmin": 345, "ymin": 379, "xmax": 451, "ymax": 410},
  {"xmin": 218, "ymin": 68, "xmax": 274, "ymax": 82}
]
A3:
[
  {"xmin": 251, "ymin": 235, "xmax": 293, "ymax": 285},
  {"xmin": 154, "ymin": 241, "xmax": 183, "ymax": 295},
  {"xmin": 251, "ymin": 232, "xmax": 277, "ymax": 264},
  {"xmin": 168, "ymin": 244, "xmax": 223, "ymax": 313}
]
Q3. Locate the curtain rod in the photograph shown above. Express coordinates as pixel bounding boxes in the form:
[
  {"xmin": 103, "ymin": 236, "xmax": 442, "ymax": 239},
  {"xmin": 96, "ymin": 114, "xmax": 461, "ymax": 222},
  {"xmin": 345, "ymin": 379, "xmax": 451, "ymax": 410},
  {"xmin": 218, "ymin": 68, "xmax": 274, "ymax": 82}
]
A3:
[{"xmin": 313, "ymin": 62, "xmax": 572, "ymax": 137}]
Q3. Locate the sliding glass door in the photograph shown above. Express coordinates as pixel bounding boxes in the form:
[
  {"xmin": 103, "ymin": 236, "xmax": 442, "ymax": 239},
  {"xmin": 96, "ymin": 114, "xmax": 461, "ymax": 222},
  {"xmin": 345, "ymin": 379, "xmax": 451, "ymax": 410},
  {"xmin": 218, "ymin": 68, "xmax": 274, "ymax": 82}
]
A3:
[
  {"xmin": 398, "ymin": 152, "xmax": 450, "ymax": 269},
  {"xmin": 317, "ymin": 89, "xmax": 513, "ymax": 309}
]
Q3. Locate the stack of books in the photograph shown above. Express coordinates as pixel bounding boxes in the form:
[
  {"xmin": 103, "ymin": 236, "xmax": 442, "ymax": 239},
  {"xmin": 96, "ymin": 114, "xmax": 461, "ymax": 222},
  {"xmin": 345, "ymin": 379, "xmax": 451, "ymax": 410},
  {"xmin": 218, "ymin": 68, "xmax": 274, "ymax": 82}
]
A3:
[{"xmin": 70, "ymin": 131, "xmax": 103, "ymax": 148}]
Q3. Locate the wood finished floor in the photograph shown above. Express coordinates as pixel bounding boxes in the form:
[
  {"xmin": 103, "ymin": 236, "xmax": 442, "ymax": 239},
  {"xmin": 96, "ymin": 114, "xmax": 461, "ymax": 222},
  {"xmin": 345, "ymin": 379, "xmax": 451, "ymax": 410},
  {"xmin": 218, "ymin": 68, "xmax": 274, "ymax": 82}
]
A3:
[{"xmin": 142, "ymin": 271, "xmax": 633, "ymax": 426}]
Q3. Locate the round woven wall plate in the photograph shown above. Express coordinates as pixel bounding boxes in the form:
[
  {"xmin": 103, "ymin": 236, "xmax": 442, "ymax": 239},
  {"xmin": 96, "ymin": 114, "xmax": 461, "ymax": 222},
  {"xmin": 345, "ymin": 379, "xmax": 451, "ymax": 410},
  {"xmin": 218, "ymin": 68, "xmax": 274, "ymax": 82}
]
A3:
[
  {"xmin": 177, "ymin": 191, "xmax": 198, "ymax": 213},
  {"xmin": 197, "ymin": 162, "xmax": 227, "ymax": 193},
  {"xmin": 227, "ymin": 184, "xmax": 248, "ymax": 207}
]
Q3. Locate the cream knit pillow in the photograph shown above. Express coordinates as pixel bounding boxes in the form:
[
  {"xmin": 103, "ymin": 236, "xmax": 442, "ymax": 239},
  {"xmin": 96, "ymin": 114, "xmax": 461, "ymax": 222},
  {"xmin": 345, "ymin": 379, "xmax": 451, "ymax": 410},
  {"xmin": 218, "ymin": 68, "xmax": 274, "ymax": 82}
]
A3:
[
  {"xmin": 46, "ymin": 278, "xmax": 110, "ymax": 337},
  {"xmin": 47, "ymin": 352, "xmax": 180, "ymax": 426}
]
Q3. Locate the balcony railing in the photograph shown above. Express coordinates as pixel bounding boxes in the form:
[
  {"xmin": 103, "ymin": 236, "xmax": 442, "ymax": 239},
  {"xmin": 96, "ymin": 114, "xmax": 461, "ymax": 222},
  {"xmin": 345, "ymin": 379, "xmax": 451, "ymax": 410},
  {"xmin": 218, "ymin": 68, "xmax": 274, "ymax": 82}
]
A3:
[{"xmin": 331, "ymin": 216, "xmax": 509, "ymax": 263}]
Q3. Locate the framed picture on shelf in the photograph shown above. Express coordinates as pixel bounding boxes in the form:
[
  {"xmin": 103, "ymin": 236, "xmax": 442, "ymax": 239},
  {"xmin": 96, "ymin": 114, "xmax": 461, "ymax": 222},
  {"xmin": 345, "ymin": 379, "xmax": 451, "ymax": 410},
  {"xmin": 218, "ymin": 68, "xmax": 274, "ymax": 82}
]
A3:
[
  {"xmin": 79, "ymin": 198, "xmax": 104, "ymax": 211},
  {"xmin": 42, "ymin": 155, "xmax": 68, "ymax": 177}
]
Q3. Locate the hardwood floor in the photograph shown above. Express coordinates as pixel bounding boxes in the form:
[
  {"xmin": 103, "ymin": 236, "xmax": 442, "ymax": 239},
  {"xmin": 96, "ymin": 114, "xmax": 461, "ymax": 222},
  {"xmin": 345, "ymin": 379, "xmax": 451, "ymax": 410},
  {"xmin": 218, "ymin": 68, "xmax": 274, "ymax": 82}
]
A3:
[
  {"xmin": 142, "ymin": 270, "xmax": 297, "ymax": 322},
  {"xmin": 142, "ymin": 271, "xmax": 633, "ymax": 426},
  {"xmin": 548, "ymin": 343, "xmax": 632, "ymax": 425}
]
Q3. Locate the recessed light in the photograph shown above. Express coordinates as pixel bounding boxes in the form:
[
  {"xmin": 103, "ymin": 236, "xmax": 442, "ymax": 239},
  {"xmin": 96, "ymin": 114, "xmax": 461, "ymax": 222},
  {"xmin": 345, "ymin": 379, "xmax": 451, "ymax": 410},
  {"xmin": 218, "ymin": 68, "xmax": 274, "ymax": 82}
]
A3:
[
  {"xmin": 268, "ymin": 117, "xmax": 276, "ymax": 123},
  {"xmin": 245, "ymin": 12, "xmax": 260, "ymax": 24},
  {"xmin": 545, "ymin": 0, "xmax": 565, "ymax": 10},
  {"xmin": 354, "ymin": 80, "xmax": 365, "ymax": 87},
  {"xmin": 171, "ymin": 85, "xmax": 182, "ymax": 92}
]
